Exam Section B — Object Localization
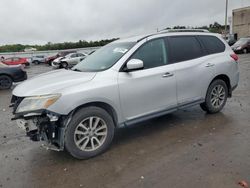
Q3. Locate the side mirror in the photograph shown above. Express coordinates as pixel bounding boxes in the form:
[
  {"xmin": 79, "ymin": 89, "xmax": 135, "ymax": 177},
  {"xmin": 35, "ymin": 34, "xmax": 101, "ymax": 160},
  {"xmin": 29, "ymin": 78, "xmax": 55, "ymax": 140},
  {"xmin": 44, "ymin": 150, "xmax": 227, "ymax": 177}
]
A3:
[{"xmin": 126, "ymin": 59, "xmax": 144, "ymax": 71}]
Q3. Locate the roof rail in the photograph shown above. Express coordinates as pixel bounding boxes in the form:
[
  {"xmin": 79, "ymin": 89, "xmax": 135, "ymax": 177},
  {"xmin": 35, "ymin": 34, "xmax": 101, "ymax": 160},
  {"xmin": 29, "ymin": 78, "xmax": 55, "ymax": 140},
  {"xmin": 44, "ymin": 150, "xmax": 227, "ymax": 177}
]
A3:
[
  {"xmin": 159, "ymin": 29, "xmax": 209, "ymax": 33},
  {"xmin": 136, "ymin": 29, "xmax": 210, "ymax": 42}
]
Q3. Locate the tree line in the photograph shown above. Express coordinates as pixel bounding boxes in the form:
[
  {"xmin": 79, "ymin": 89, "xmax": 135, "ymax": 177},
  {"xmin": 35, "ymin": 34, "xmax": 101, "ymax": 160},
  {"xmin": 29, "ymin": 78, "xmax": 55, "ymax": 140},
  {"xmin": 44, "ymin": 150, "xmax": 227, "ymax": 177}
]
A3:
[
  {"xmin": 165, "ymin": 22, "xmax": 229, "ymax": 33},
  {"xmin": 0, "ymin": 39, "xmax": 118, "ymax": 53},
  {"xmin": 0, "ymin": 22, "xmax": 229, "ymax": 53}
]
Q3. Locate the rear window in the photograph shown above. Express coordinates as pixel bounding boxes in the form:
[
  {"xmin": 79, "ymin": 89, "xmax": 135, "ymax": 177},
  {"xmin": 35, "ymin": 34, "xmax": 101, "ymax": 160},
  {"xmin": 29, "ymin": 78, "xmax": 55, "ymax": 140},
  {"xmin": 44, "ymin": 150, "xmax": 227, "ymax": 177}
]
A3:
[
  {"xmin": 168, "ymin": 36, "xmax": 203, "ymax": 63},
  {"xmin": 198, "ymin": 35, "xmax": 225, "ymax": 54}
]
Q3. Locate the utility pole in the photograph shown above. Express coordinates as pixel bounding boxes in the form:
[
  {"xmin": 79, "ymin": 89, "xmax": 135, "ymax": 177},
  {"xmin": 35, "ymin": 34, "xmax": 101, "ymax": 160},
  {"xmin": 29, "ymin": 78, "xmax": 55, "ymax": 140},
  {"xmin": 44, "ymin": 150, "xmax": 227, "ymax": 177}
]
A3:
[{"xmin": 225, "ymin": 0, "xmax": 228, "ymax": 36}]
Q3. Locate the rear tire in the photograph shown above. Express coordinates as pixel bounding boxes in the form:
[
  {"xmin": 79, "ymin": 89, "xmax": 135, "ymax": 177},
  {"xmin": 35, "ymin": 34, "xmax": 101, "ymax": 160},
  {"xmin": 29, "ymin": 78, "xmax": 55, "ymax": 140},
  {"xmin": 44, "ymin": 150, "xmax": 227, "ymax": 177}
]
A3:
[
  {"xmin": 200, "ymin": 79, "xmax": 228, "ymax": 114},
  {"xmin": 64, "ymin": 106, "xmax": 115, "ymax": 159},
  {"xmin": 0, "ymin": 75, "xmax": 13, "ymax": 89},
  {"xmin": 200, "ymin": 103, "xmax": 208, "ymax": 111}
]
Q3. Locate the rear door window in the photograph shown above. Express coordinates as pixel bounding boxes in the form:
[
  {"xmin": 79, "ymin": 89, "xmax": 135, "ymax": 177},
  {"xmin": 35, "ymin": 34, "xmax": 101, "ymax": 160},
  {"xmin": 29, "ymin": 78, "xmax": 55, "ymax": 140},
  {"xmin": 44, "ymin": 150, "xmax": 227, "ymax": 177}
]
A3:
[
  {"xmin": 198, "ymin": 35, "xmax": 225, "ymax": 54},
  {"xmin": 168, "ymin": 36, "xmax": 203, "ymax": 63}
]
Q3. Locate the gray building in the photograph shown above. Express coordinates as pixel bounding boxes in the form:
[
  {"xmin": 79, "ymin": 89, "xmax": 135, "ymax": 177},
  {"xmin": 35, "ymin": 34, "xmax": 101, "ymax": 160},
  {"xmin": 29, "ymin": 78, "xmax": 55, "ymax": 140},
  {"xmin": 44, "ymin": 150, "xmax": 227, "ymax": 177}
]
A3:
[{"xmin": 233, "ymin": 6, "xmax": 250, "ymax": 40}]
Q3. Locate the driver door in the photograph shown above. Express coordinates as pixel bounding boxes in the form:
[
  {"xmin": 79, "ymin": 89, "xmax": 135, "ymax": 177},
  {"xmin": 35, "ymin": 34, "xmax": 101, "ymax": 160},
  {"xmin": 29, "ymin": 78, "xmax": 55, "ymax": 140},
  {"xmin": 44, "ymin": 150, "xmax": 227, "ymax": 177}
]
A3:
[{"xmin": 118, "ymin": 38, "xmax": 177, "ymax": 122}]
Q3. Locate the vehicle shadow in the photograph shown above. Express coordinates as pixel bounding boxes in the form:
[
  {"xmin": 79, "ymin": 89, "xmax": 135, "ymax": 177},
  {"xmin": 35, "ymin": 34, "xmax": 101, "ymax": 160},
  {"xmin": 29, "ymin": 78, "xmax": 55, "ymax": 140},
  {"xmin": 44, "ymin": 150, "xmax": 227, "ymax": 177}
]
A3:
[
  {"xmin": 48, "ymin": 107, "xmax": 231, "ymax": 161},
  {"xmin": 24, "ymin": 107, "xmax": 232, "ymax": 187}
]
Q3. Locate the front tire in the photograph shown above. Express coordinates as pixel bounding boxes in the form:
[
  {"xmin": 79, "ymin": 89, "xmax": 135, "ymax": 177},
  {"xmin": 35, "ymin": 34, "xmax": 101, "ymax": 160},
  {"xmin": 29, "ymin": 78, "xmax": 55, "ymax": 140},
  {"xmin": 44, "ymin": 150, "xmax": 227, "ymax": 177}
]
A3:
[
  {"xmin": 60, "ymin": 62, "xmax": 68, "ymax": 69},
  {"xmin": 200, "ymin": 79, "xmax": 228, "ymax": 114},
  {"xmin": 32, "ymin": 60, "xmax": 39, "ymax": 65},
  {"xmin": 0, "ymin": 75, "xmax": 13, "ymax": 89},
  {"xmin": 243, "ymin": 48, "xmax": 248, "ymax": 54},
  {"xmin": 48, "ymin": 60, "xmax": 53, "ymax": 66},
  {"xmin": 64, "ymin": 106, "xmax": 115, "ymax": 159}
]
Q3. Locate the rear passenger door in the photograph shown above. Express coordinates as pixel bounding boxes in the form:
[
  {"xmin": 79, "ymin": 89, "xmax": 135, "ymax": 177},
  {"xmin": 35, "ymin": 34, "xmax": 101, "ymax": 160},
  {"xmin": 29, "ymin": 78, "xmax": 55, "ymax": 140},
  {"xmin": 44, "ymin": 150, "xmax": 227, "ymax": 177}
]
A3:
[{"xmin": 167, "ymin": 35, "xmax": 215, "ymax": 106}]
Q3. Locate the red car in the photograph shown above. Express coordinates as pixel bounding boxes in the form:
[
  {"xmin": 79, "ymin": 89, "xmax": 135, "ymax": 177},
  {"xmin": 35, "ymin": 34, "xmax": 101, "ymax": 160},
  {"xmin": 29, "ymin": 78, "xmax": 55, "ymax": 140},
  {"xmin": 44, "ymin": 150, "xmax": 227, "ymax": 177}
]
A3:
[
  {"xmin": 45, "ymin": 54, "xmax": 59, "ymax": 65},
  {"xmin": 1, "ymin": 57, "xmax": 30, "ymax": 66}
]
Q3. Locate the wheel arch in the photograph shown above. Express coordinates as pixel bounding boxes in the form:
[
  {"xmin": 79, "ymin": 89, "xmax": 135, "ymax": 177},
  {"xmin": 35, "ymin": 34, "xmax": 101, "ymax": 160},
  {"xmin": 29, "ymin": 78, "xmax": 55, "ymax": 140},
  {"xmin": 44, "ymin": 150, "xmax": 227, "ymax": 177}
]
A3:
[
  {"xmin": 0, "ymin": 73, "xmax": 13, "ymax": 81},
  {"xmin": 70, "ymin": 101, "xmax": 118, "ymax": 127},
  {"xmin": 210, "ymin": 74, "xmax": 232, "ymax": 97}
]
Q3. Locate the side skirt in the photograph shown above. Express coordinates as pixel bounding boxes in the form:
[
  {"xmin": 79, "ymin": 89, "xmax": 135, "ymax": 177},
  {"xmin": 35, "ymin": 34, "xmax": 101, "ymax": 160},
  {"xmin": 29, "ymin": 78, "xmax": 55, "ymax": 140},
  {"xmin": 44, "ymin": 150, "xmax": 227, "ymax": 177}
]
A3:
[{"xmin": 120, "ymin": 98, "xmax": 204, "ymax": 127}]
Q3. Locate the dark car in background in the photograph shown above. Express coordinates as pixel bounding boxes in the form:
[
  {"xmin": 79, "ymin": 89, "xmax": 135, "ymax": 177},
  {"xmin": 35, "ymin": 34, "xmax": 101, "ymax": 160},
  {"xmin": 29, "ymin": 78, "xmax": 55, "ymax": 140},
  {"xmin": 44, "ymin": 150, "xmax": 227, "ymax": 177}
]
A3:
[
  {"xmin": 0, "ymin": 62, "xmax": 27, "ymax": 89},
  {"xmin": 231, "ymin": 37, "xmax": 250, "ymax": 54},
  {"xmin": 45, "ymin": 50, "xmax": 77, "ymax": 65}
]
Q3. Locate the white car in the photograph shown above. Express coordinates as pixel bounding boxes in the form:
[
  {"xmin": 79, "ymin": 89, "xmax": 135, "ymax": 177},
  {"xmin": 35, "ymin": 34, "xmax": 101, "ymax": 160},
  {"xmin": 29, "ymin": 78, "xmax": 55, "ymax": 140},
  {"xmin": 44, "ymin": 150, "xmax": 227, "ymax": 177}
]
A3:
[
  {"xmin": 51, "ymin": 56, "xmax": 64, "ymax": 68},
  {"xmin": 52, "ymin": 53, "xmax": 87, "ymax": 68},
  {"xmin": 31, "ymin": 55, "xmax": 46, "ymax": 64}
]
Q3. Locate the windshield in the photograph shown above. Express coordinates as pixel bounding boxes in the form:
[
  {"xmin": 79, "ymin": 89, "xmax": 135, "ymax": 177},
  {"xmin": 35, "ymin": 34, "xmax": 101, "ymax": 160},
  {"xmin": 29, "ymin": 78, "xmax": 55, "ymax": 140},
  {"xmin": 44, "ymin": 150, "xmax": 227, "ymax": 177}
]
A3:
[
  {"xmin": 234, "ymin": 38, "xmax": 249, "ymax": 46},
  {"xmin": 73, "ymin": 42, "xmax": 136, "ymax": 72}
]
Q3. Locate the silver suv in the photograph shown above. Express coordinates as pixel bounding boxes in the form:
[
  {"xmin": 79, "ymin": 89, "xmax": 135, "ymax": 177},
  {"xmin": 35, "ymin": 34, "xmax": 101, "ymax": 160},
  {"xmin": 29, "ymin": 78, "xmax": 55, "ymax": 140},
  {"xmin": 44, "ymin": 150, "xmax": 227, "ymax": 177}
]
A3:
[{"xmin": 11, "ymin": 32, "xmax": 239, "ymax": 159}]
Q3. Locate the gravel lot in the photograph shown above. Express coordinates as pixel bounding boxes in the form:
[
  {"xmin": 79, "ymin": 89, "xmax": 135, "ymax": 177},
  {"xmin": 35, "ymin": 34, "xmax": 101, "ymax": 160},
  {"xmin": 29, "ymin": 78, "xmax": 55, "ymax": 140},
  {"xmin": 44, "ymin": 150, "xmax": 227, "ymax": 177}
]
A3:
[{"xmin": 0, "ymin": 54, "xmax": 250, "ymax": 188}]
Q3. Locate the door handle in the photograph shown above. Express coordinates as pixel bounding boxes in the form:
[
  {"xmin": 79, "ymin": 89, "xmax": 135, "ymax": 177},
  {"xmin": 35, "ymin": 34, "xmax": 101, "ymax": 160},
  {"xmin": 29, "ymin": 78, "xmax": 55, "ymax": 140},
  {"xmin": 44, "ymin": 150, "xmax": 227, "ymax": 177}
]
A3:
[
  {"xmin": 162, "ymin": 72, "xmax": 174, "ymax": 78},
  {"xmin": 205, "ymin": 63, "xmax": 215, "ymax": 67}
]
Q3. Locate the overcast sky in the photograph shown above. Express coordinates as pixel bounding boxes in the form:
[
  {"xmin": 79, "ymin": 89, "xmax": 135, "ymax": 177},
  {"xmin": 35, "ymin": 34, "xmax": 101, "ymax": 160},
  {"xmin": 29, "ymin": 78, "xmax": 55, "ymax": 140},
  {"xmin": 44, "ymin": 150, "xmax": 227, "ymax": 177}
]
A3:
[{"xmin": 0, "ymin": 0, "xmax": 250, "ymax": 45}]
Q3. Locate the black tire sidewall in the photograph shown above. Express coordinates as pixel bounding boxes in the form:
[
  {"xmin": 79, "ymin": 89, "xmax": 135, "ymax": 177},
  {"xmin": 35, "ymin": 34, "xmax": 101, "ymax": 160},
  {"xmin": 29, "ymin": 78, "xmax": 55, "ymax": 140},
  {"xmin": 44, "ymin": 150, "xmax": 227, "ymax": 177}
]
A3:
[
  {"xmin": 0, "ymin": 75, "xmax": 13, "ymax": 89},
  {"xmin": 200, "ymin": 103, "xmax": 208, "ymax": 112},
  {"xmin": 205, "ymin": 79, "xmax": 228, "ymax": 114},
  {"xmin": 64, "ymin": 106, "xmax": 115, "ymax": 159},
  {"xmin": 33, "ymin": 60, "xmax": 39, "ymax": 65},
  {"xmin": 61, "ymin": 62, "xmax": 68, "ymax": 68}
]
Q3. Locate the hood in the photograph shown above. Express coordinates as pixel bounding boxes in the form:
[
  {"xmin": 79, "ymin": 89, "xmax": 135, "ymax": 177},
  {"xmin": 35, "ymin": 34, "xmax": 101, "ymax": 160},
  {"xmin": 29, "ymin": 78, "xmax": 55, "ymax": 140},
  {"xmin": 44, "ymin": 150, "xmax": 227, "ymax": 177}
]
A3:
[
  {"xmin": 13, "ymin": 69, "xmax": 96, "ymax": 96},
  {"xmin": 53, "ymin": 57, "xmax": 64, "ymax": 62},
  {"xmin": 231, "ymin": 44, "xmax": 240, "ymax": 48}
]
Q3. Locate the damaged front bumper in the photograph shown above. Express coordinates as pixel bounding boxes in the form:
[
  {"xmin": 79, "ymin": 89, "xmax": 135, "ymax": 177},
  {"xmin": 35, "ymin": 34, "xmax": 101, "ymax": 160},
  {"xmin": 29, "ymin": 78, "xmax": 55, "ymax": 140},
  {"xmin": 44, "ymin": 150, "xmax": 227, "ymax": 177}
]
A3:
[{"xmin": 10, "ymin": 95, "xmax": 70, "ymax": 151}]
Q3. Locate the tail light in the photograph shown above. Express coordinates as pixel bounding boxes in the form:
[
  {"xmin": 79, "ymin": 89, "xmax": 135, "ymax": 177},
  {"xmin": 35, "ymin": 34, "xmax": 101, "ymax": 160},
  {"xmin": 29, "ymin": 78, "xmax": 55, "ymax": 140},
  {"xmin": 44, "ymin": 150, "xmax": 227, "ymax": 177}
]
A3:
[{"xmin": 230, "ymin": 53, "xmax": 238, "ymax": 62}]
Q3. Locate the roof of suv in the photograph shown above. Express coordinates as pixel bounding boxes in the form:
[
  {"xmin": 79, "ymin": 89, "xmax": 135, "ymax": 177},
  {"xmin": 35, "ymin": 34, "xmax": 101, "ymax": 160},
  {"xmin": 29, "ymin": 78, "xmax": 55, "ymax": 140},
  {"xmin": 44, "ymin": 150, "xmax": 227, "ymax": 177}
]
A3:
[{"xmin": 116, "ymin": 31, "xmax": 221, "ymax": 43}]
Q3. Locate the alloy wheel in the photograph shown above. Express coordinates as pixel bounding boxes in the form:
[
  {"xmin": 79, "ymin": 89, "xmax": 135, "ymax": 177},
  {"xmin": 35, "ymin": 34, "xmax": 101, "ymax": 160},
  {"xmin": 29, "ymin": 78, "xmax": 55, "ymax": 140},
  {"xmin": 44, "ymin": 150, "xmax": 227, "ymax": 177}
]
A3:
[
  {"xmin": 74, "ymin": 116, "xmax": 108, "ymax": 152},
  {"xmin": 0, "ymin": 76, "xmax": 12, "ymax": 89},
  {"xmin": 210, "ymin": 84, "xmax": 226, "ymax": 109}
]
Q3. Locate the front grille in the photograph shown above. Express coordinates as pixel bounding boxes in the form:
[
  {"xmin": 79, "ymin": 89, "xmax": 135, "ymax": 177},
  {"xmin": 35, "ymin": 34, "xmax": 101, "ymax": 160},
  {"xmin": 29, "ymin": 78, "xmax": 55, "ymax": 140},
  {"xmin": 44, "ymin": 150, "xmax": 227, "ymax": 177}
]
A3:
[{"xmin": 10, "ymin": 95, "xmax": 24, "ymax": 113}]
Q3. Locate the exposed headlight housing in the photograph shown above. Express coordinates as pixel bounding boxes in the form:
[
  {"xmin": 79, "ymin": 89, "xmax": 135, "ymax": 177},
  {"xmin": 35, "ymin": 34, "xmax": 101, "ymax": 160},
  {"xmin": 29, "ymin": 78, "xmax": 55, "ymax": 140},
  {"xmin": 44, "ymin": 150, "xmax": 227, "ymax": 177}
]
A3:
[
  {"xmin": 16, "ymin": 94, "xmax": 61, "ymax": 113},
  {"xmin": 236, "ymin": 46, "xmax": 242, "ymax": 50}
]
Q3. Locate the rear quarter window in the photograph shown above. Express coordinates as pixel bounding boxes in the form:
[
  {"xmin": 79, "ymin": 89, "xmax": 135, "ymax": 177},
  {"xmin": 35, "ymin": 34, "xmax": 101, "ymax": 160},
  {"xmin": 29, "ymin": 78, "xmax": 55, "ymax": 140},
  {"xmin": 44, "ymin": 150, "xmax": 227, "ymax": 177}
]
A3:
[
  {"xmin": 168, "ymin": 36, "xmax": 203, "ymax": 63},
  {"xmin": 198, "ymin": 35, "xmax": 225, "ymax": 55}
]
